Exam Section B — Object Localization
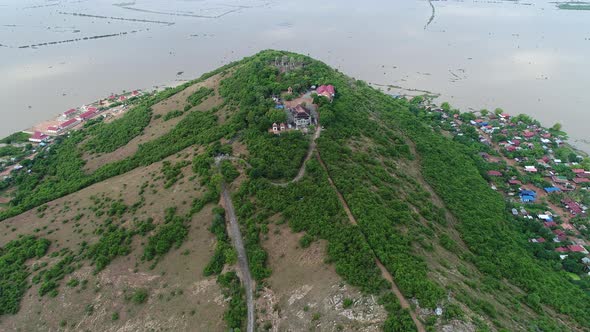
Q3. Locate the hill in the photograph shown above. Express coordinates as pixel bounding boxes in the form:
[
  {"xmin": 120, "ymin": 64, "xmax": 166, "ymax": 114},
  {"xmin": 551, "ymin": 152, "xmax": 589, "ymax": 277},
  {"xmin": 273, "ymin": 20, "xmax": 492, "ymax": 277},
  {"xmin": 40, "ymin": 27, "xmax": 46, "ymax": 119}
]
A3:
[{"xmin": 1, "ymin": 50, "xmax": 589, "ymax": 331}]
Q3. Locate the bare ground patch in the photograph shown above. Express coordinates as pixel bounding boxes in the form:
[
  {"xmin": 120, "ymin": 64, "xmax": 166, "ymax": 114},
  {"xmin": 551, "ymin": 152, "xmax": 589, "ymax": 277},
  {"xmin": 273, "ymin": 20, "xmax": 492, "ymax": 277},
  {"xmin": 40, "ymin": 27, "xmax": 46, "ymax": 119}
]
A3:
[{"xmin": 258, "ymin": 223, "xmax": 387, "ymax": 331}]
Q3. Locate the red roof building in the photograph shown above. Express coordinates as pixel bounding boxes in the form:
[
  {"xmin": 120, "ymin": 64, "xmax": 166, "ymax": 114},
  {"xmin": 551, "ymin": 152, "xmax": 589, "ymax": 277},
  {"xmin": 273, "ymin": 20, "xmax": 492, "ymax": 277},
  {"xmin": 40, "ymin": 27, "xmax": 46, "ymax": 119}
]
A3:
[
  {"xmin": 77, "ymin": 107, "xmax": 99, "ymax": 121},
  {"xmin": 119, "ymin": 96, "xmax": 127, "ymax": 101},
  {"xmin": 316, "ymin": 85, "xmax": 335, "ymax": 99},
  {"xmin": 555, "ymin": 247, "xmax": 569, "ymax": 253},
  {"xmin": 523, "ymin": 131, "xmax": 535, "ymax": 138},
  {"xmin": 562, "ymin": 198, "xmax": 583, "ymax": 215},
  {"xmin": 508, "ymin": 179, "xmax": 522, "ymax": 185},
  {"xmin": 29, "ymin": 131, "xmax": 48, "ymax": 143},
  {"xmin": 573, "ymin": 169, "xmax": 586, "ymax": 174},
  {"xmin": 488, "ymin": 170, "xmax": 503, "ymax": 177},
  {"xmin": 536, "ymin": 237, "xmax": 546, "ymax": 243},
  {"xmin": 544, "ymin": 221, "xmax": 557, "ymax": 228},
  {"xmin": 60, "ymin": 118, "xmax": 79, "ymax": 130},
  {"xmin": 64, "ymin": 108, "xmax": 77, "ymax": 116},
  {"xmin": 567, "ymin": 245, "xmax": 587, "ymax": 253},
  {"xmin": 574, "ymin": 178, "xmax": 590, "ymax": 184}
]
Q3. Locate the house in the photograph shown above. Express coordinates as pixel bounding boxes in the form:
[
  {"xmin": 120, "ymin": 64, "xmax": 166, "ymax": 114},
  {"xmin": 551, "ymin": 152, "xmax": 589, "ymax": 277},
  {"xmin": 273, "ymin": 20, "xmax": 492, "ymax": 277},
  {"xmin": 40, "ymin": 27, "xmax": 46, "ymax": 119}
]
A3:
[
  {"xmin": 555, "ymin": 247, "xmax": 569, "ymax": 253},
  {"xmin": 47, "ymin": 126, "xmax": 59, "ymax": 134},
  {"xmin": 512, "ymin": 208, "xmax": 518, "ymax": 216},
  {"xmin": 508, "ymin": 179, "xmax": 522, "ymax": 186},
  {"xmin": 315, "ymin": 85, "xmax": 335, "ymax": 100},
  {"xmin": 551, "ymin": 175, "xmax": 569, "ymax": 184},
  {"xmin": 60, "ymin": 118, "xmax": 80, "ymax": 131},
  {"xmin": 574, "ymin": 178, "xmax": 590, "ymax": 184},
  {"xmin": 553, "ymin": 229, "xmax": 567, "ymax": 242},
  {"xmin": 538, "ymin": 214, "xmax": 553, "ymax": 221},
  {"xmin": 524, "ymin": 166, "xmax": 538, "ymax": 173},
  {"xmin": 544, "ymin": 187, "xmax": 561, "ymax": 193},
  {"xmin": 544, "ymin": 221, "xmax": 557, "ymax": 228},
  {"xmin": 562, "ymin": 198, "xmax": 584, "ymax": 215},
  {"xmin": 568, "ymin": 245, "xmax": 589, "ymax": 254},
  {"xmin": 523, "ymin": 131, "xmax": 536, "ymax": 139},
  {"xmin": 520, "ymin": 190, "xmax": 537, "ymax": 197},
  {"xmin": 530, "ymin": 237, "xmax": 546, "ymax": 243},
  {"xmin": 63, "ymin": 108, "xmax": 77, "ymax": 117},
  {"xmin": 521, "ymin": 195, "xmax": 535, "ymax": 203},
  {"xmin": 488, "ymin": 170, "xmax": 502, "ymax": 177},
  {"xmin": 270, "ymin": 122, "xmax": 287, "ymax": 135},
  {"xmin": 582, "ymin": 257, "xmax": 590, "ymax": 265},
  {"xmin": 29, "ymin": 131, "xmax": 48, "ymax": 143},
  {"xmin": 573, "ymin": 169, "xmax": 586, "ymax": 174},
  {"xmin": 288, "ymin": 104, "xmax": 314, "ymax": 129},
  {"xmin": 77, "ymin": 107, "xmax": 99, "ymax": 121}
]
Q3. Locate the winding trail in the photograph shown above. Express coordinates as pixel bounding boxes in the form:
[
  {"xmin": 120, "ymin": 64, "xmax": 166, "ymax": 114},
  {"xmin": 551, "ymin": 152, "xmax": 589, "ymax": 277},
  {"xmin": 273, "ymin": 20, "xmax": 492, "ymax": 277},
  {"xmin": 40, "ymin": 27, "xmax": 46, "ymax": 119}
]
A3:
[
  {"xmin": 315, "ymin": 150, "xmax": 426, "ymax": 332},
  {"xmin": 216, "ymin": 159, "xmax": 255, "ymax": 332},
  {"xmin": 271, "ymin": 126, "xmax": 322, "ymax": 186}
]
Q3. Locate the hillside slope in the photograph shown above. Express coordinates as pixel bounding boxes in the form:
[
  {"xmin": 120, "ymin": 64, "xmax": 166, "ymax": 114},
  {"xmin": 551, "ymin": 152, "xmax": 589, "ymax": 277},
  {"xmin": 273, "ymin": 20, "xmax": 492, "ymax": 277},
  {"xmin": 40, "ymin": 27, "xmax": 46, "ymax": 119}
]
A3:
[{"xmin": 0, "ymin": 50, "xmax": 589, "ymax": 331}]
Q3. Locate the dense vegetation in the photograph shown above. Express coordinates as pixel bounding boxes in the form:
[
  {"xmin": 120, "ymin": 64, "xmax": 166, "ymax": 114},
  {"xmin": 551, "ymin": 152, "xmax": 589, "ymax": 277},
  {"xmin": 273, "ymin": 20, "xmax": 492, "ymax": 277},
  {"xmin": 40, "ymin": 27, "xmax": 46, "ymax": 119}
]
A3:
[
  {"xmin": 186, "ymin": 87, "xmax": 214, "ymax": 110},
  {"xmin": 0, "ymin": 236, "xmax": 50, "ymax": 314},
  {"xmin": 217, "ymin": 272, "xmax": 247, "ymax": 330},
  {"xmin": 203, "ymin": 207, "xmax": 233, "ymax": 276},
  {"xmin": 143, "ymin": 207, "xmax": 188, "ymax": 263},
  {"xmin": 162, "ymin": 109, "xmax": 184, "ymax": 121},
  {"xmin": 84, "ymin": 105, "xmax": 152, "ymax": 153},
  {"xmin": 0, "ymin": 132, "xmax": 30, "ymax": 144}
]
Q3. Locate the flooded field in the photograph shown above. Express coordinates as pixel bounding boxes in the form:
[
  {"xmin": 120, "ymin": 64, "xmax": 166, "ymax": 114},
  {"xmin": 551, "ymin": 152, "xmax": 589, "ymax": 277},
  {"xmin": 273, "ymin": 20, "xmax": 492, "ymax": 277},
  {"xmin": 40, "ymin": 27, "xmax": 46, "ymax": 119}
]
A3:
[{"xmin": 0, "ymin": 0, "xmax": 589, "ymax": 151}]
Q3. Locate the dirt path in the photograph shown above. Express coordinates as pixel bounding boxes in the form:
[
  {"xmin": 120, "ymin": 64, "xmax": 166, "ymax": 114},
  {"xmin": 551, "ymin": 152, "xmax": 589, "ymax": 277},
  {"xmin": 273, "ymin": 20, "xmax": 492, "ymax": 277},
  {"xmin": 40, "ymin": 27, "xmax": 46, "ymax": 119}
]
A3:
[
  {"xmin": 315, "ymin": 150, "xmax": 426, "ymax": 332},
  {"xmin": 271, "ymin": 126, "xmax": 321, "ymax": 187},
  {"xmin": 216, "ymin": 157, "xmax": 255, "ymax": 332}
]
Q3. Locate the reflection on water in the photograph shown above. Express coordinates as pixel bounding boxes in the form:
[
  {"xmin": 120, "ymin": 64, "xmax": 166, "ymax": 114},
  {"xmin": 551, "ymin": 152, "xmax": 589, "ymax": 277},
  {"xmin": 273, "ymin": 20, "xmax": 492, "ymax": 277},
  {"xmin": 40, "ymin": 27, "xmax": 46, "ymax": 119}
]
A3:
[{"xmin": 0, "ymin": 0, "xmax": 588, "ymax": 151}]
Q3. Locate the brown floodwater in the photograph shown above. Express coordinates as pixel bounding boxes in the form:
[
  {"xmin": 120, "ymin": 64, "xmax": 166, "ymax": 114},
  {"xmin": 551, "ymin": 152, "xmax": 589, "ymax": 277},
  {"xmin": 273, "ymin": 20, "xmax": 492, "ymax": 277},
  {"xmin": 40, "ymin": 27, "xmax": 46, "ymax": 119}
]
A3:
[{"xmin": 1, "ymin": 0, "xmax": 589, "ymax": 151}]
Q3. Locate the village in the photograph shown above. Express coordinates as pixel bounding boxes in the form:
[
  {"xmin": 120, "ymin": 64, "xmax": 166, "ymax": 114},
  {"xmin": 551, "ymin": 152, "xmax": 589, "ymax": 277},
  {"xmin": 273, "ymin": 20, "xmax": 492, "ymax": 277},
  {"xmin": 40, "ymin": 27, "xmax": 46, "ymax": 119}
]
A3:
[
  {"xmin": 0, "ymin": 89, "xmax": 146, "ymax": 183},
  {"xmin": 425, "ymin": 104, "xmax": 590, "ymax": 278}
]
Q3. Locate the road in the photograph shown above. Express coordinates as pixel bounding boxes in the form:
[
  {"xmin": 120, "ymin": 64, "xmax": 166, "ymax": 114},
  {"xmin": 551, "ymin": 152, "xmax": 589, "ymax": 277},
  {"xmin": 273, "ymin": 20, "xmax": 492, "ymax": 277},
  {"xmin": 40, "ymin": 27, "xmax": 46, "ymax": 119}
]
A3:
[{"xmin": 219, "ymin": 178, "xmax": 255, "ymax": 332}]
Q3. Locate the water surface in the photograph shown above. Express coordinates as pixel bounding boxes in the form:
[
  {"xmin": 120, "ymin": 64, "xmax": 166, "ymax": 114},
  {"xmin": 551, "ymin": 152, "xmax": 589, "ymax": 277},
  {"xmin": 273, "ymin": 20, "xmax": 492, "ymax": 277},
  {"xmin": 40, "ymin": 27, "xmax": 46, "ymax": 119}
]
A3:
[{"xmin": 1, "ymin": 0, "xmax": 588, "ymax": 151}]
